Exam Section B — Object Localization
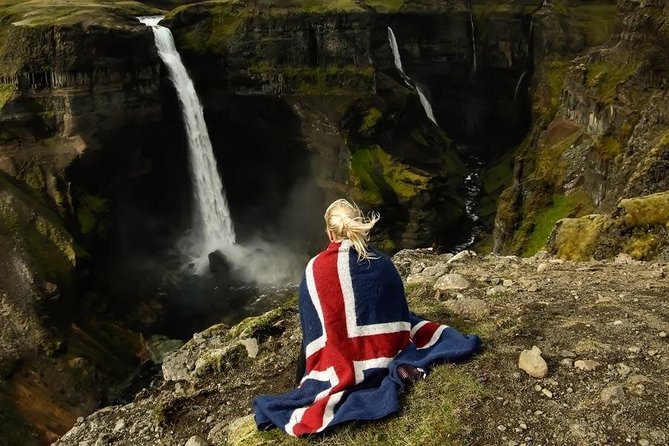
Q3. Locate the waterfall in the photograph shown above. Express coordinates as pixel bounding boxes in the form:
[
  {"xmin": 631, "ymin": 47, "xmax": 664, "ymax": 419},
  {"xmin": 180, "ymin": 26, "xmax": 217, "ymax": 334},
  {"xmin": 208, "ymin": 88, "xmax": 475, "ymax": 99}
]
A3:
[
  {"xmin": 514, "ymin": 71, "xmax": 527, "ymax": 100},
  {"xmin": 139, "ymin": 16, "xmax": 235, "ymax": 256},
  {"xmin": 467, "ymin": 0, "xmax": 478, "ymax": 74},
  {"xmin": 387, "ymin": 27, "xmax": 437, "ymax": 125}
]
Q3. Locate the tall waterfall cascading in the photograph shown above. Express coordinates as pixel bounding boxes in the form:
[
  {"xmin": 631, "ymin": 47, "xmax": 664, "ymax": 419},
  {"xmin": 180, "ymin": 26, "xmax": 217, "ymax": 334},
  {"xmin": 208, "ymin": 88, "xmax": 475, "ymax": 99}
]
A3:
[
  {"xmin": 387, "ymin": 27, "xmax": 438, "ymax": 125},
  {"xmin": 139, "ymin": 16, "xmax": 235, "ymax": 256},
  {"xmin": 467, "ymin": 1, "xmax": 478, "ymax": 74}
]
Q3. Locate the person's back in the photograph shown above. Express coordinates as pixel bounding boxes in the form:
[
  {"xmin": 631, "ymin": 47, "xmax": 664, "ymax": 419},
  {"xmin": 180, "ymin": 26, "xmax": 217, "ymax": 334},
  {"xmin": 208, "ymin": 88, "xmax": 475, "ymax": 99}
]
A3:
[{"xmin": 253, "ymin": 199, "xmax": 481, "ymax": 436}]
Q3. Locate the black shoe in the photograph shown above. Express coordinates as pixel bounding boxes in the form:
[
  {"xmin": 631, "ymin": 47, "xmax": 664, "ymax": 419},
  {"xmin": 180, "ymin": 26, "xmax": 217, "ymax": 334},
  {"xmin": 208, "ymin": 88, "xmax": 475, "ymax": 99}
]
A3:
[{"xmin": 397, "ymin": 364, "xmax": 426, "ymax": 385}]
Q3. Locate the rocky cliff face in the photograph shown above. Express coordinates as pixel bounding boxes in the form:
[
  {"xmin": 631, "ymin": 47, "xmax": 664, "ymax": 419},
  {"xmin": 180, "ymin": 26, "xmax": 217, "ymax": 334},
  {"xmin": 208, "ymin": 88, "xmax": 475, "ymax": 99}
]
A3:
[{"xmin": 492, "ymin": 0, "xmax": 669, "ymax": 259}]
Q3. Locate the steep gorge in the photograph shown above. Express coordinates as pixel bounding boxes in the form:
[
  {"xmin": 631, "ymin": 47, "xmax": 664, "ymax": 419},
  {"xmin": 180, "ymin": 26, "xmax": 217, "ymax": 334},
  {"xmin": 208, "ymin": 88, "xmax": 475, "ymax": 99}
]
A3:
[{"xmin": 0, "ymin": 0, "xmax": 666, "ymax": 444}]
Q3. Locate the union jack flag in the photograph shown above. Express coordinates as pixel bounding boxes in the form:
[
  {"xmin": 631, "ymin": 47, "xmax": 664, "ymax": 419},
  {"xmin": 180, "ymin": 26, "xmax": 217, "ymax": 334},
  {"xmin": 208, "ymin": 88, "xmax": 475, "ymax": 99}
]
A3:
[{"xmin": 254, "ymin": 240, "xmax": 481, "ymax": 436}]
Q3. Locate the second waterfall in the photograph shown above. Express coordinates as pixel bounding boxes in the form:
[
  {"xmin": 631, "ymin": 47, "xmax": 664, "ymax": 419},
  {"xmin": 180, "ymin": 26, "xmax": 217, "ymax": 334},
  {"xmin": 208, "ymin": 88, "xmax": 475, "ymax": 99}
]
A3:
[{"xmin": 139, "ymin": 16, "xmax": 235, "ymax": 257}]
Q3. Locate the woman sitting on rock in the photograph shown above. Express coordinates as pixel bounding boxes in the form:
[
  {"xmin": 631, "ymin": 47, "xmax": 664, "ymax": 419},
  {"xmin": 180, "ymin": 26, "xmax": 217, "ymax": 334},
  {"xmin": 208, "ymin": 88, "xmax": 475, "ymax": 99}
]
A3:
[{"xmin": 253, "ymin": 199, "xmax": 481, "ymax": 436}]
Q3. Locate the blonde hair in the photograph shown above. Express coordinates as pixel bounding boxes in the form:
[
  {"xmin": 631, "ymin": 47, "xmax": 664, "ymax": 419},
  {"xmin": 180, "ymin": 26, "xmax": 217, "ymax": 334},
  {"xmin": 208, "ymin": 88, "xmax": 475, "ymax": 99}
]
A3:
[{"xmin": 324, "ymin": 199, "xmax": 380, "ymax": 261}]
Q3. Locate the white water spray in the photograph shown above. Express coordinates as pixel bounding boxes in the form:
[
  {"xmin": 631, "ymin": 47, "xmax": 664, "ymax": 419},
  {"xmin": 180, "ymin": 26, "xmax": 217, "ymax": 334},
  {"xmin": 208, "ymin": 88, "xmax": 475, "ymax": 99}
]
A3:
[
  {"xmin": 139, "ymin": 16, "xmax": 235, "ymax": 256},
  {"xmin": 467, "ymin": 1, "xmax": 478, "ymax": 74},
  {"xmin": 387, "ymin": 27, "xmax": 437, "ymax": 125},
  {"xmin": 514, "ymin": 71, "xmax": 527, "ymax": 100}
]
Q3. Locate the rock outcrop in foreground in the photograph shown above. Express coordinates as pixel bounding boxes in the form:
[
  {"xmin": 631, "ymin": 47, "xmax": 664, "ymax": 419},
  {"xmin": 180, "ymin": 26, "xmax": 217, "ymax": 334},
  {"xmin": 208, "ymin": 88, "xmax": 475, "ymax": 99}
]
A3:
[{"xmin": 56, "ymin": 250, "xmax": 669, "ymax": 446}]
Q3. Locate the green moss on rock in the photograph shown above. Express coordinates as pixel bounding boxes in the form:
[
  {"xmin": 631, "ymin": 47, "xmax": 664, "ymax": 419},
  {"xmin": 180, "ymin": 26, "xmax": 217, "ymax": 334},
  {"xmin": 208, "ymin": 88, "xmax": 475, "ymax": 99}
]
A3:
[
  {"xmin": 359, "ymin": 107, "xmax": 382, "ymax": 135},
  {"xmin": 76, "ymin": 192, "xmax": 109, "ymax": 237},
  {"xmin": 585, "ymin": 53, "xmax": 640, "ymax": 104},
  {"xmin": 548, "ymin": 214, "xmax": 612, "ymax": 261},
  {"xmin": 522, "ymin": 190, "xmax": 594, "ymax": 257},
  {"xmin": 618, "ymin": 191, "xmax": 669, "ymax": 228},
  {"xmin": 350, "ymin": 146, "xmax": 430, "ymax": 206},
  {"xmin": 0, "ymin": 83, "xmax": 15, "ymax": 110}
]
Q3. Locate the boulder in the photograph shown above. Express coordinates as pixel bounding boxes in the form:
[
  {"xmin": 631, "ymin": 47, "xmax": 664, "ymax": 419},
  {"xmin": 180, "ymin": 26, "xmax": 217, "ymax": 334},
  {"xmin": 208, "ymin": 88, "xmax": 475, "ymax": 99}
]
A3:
[
  {"xmin": 518, "ymin": 346, "xmax": 548, "ymax": 378},
  {"xmin": 433, "ymin": 274, "xmax": 470, "ymax": 291}
]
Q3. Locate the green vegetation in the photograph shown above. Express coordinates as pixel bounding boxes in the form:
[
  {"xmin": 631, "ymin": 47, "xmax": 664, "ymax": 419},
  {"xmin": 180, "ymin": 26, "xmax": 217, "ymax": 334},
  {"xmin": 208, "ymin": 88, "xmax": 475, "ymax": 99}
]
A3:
[
  {"xmin": 624, "ymin": 231, "xmax": 661, "ymax": 260},
  {"xmin": 245, "ymin": 63, "xmax": 374, "ymax": 95},
  {"xmin": 550, "ymin": 214, "xmax": 611, "ymax": 260},
  {"xmin": 362, "ymin": 0, "xmax": 405, "ymax": 12},
  {"xmin": 585, "ymin": 54, "xmax": 640, "ymax": 104},
  {"xmin": 359, "ymin": 107, "xmax": 382, "ymax": 135},
  {"xmin": 350, "ymin": 146, "xmax": 430, "ymax": 206},
  {"xmin": 522, "ymin": 190, "xmax": 594, "ymax": 257},
  {"xmin": 0, "ymin": 83, "xmax": 15, "ymax": 110},
  {"xmin": 592, "ymin": 136, "xmax": 622, "ymax": 160},
  {"xmin": 0, "ymin": 171, "xmax": 83, "ymax": 281},
  {"xmin": 569, "ymin": 4, "xmax": 618, "ymax": 46},
  {"xmin": 619, "ymin": 191, "xmax": 669, "ymax": 228},
  {"xmin": 0, "ymin": 0, "xmax": 157, "ymax": 28},
  {"xmin": 537, "ymin": 59, "xmax": 570, "ymax": 117},
  {"xmin": 535, "ymin": 127, "xmax": 584, "ymax": 188},
  {"xmin": 76, "ymin": 192, "xmax": 109, "ymax": 237},
  {"xmin": 169, "ymin": 1, "xmax": 252, "ymax": 55}
]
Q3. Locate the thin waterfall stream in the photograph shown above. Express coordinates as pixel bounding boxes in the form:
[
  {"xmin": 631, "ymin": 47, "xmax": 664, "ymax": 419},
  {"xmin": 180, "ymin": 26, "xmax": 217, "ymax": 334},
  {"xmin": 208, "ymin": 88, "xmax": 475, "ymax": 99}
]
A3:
[
  {"xmin": 139, "ymin": 16, "xmax": 235, "ymax": 258},
  {"xmin": 387, "ymin": 27, "xmax": 438, "ymax": 125},
  {"xmin": 467, "ymin": 0, "xmax": 478, "ymax": 74}
]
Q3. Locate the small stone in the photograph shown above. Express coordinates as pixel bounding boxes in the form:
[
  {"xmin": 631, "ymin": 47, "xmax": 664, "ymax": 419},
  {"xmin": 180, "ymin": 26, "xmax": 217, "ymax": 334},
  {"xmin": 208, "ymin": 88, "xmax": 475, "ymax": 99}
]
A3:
[
  {"xmin": 497, "ymin": 425, "xmax": 507, "ymax": 431},
  {"xmin": 534, "ymin": 410, "xmax": 543, "ymax": 416},
  {"xmin": 77, "ymin": 417, "xmax": 84, "ymax": 423},
  {"xmin": 518, "ymin": 346, "xmax": 548, "ymax": 379},
  {"xmin": 503, "ymin": 279, "xmax": 514, "ymax": 287},
  {"xmin": 491, "ymin": 278, "xmax": 502, "ymax": 285},
  {"xmin": 447, "ymin": 250, "xmax": 476, "ymax": 264},
  {"xmin": 628, "ymin": 346, "xmax": 641, "ymax": 353},
  {"xmin": 559, "ymin": 350, "xmax": 576, "ymax": 358},
  {"xmin": 527, "ymin": 284, "xmax": 539, "ymax": 292},
  {"xmin": 519, "ymin": 423, "xmax": 528, "ymax": 430},
  {"xmin": 406, "ymin": 274, "xmax": 428, "ymax": 285},
  {"xmin": 444, "ymin": 298, "xmax": 488, "ymax": 318},
  {"xmin": 541, "ymin": 388, "xmax": 553, "ymax": 398},
  {"xmin": 534, "ymin": 384, "xmax": 542, "ymax": 392},
  {"xmin": 647, "ymin": 349, "xmax": 657, "ymax": 357},
  {"xmin": 567, "ymin": 387, "xmax": 573, "ymax": 393},
  {"xmin": 616, "ymin": 363, "xmax": 632, "ymax": 377},
  {"xmin": 560, "ymin": 358, "xmax": 574, "ymax": 367},
  {"xmin": 638, "ymin": 440, "xmax": 649, "ymax": 446},
  {"xmin": 613, "ymin": 320, "xmax": 623, "ymax": 325},
  {"xmin": 434, "ymin": 274, "xmax": 471, "ymax": 291},
  {"xmin": 660, "ymin": 331, "xmax": 667, "ymax": 338},
  {"xmin": 239, "ymin": 338, "xmax": 259, "ymax": 359},
  {"xmin": 626, "ymin": 374, "xmax": 651, "ymax": 385},
  {"xmin": 600, "ymin": 385, "xmax": 625, "ymax": 404},
  {"xmin": 574, "ymin": 360, "xmax": 600, "ymax": 371},
  {"xmin": 185, "ymin": 435, "xmax": 209, "ymax": 446},
  {"xmin": 486, "ymin": 285, "xmax": 506, "ymax": 296},
  {"xmin": 113, "ymin": 418, "xmax": 125, "ymax": 432},
  {"xmin": 537, "ymin": 263, "xmax": 549, "ymax": 273},
  {"xmin": 422, "ymin": 263, "xmax": 449, "ymax": 278}
]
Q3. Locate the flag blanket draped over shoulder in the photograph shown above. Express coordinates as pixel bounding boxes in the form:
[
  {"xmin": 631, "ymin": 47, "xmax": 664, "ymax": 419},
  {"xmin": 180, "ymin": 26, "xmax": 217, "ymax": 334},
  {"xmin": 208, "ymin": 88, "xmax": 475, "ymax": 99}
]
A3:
[{"xmin": 253, "ymin": 240, "xmax": 481, "ymax": 436}]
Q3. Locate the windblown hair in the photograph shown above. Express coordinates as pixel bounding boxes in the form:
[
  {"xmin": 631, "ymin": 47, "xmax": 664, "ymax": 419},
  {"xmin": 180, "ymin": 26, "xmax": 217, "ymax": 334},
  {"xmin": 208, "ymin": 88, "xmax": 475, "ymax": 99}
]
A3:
[{"xmin": 324, "ymin": 199, "xmax": 380, "ymax": 261}]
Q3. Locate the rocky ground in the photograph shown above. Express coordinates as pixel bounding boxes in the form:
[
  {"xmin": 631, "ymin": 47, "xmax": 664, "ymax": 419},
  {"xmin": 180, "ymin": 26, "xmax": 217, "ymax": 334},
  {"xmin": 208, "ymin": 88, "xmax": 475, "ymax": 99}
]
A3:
[{"xmin": 53, "ymin": 249, "xmax": 669, "ymax": 446}]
